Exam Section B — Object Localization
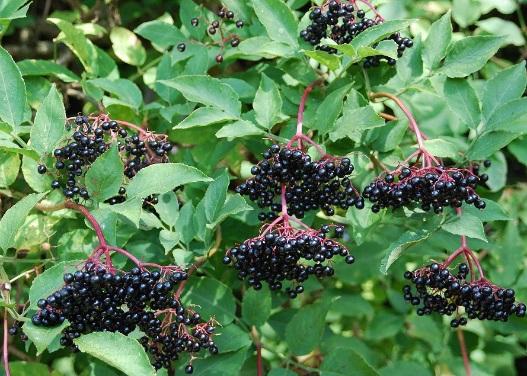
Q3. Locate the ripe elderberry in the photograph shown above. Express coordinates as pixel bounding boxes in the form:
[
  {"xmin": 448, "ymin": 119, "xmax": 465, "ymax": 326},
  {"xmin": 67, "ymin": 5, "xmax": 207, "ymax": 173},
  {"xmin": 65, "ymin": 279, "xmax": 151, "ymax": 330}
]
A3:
[
  {"xmin": 403, "ymin": 263, "xmax": 526, "ymax": 326},
  {"xmin": 26, "ymin": 262, "xmax": 217, "ymax": 371},
  {"xmin": 224, "ymin": 223, "xmax": 352, "ymax": 297},
  {"xmin": 300, "ymin": 1, "xmax": 413, "ymax": 67},
  {"xmin": 39, "ymin": 114, "xmax": 173, "ymax": 201},
  {"xmin": 363, "ymin": 165, "xmax": 488, "ymax": 213},
  {"xmin": 236, "ymin": 145, "xmax": 363, "ymax": 219}
]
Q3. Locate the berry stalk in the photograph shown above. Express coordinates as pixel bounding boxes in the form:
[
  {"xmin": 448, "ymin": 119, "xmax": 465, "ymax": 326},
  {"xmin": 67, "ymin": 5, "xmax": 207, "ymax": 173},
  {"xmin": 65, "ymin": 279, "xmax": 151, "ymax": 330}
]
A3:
[
  {"xmin": 3, "ymin": 309, "xmax": 10, "ymax": 376},
  {"xmin": 64, "ymin": 201, "xmax": 107, "ymax": 248}
]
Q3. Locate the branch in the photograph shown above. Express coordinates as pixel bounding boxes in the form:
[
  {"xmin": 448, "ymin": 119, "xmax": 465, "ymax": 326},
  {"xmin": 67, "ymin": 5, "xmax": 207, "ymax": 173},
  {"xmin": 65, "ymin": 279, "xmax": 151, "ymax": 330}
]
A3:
[{"xmin": 457, "ymin": 328, "xmax": 471, "ymax": 376}]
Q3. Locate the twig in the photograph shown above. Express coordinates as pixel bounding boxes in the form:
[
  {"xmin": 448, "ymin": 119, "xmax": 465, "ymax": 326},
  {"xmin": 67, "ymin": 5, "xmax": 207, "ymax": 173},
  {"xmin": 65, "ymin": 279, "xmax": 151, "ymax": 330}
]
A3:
[
  {"xmin": 457, "ymin": 328, "xmax": 471, "ymax": 376},
  {"xmin": 250, "ymin": 326, "xmax": 264, "ymax": 376},
  {"xmin": 3, "ymin": 310, "xmax": 10, "ymax": 376},
  {"xmin": 64, "ymin": 201, "xmax": 107, "ymax": 248}
]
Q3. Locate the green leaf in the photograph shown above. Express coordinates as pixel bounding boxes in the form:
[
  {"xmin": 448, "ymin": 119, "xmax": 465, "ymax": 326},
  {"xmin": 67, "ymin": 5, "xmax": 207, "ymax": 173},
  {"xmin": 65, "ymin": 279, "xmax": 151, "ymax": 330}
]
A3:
[
  {"xmin": 203, "ymin": 170, "xmax": 229, "ymax": 223},
  {"xmin": 154, "ymin": 191, "xmax": 180, "ymax": 227},
  {"xmin": 24, "ymin": 320, "xmax": 69, "ymax": 356},
  {"xmin": 379, "ymin": 361, "xmax": 433, "ymax": 376},
  {"xmin": 176, "ymin": 107, "xmax": 237, "ymax": 130},
  {"xmin": 482, "ymin": 62, "xmax": 527, "ymax": 121},
  {"xmin": 134, "ymin": 20, "xmax": 185, "ymax": 49},
  {"xmin": 242, "ymin": 285, "xmax": 272, "ymax": 327},
  {"xmin": 85, "ymin": 144, "xmax": 124, "ymax": 202},
  {"xmin": 486, "ymin": 98, "xmax": 527, "ymax": 133},
  {"xmin": 320, "ymin": 347, "xmax": 379, "ymax": 376},
  {"xmin": 216, "ymin": 120, "xmax": 265, "ymax": 139},
  {"xmin": 29, "ymin": 261, "xmax": 80, "ymax": 309},
  {"xmin": 109, "ymin": 27, "xmax": 146, "ymax": 66},
  {"xmin": 176, "ymin": 201, "xmax": 196, "ymax": 244},
  {"xmin": 442, "ymin": 35, "xmax": 505, "ymax": 78},
  {"xmin": 0, "ymin": 46, "xmax": 26, "ymax": 127},
  {"xmin": 48, "ymin": 18, "xmax": 97, "ymax": 74},
  {"xmin": 421, "ymin": 139, "xmax": 463, "ymax": 158},
  {"xmin": 17, "ymin": 59, "xmax": 80, "ymax": 82},
  {"xmin": 88, "ymin": 78, "xmax": 143, "ymax": 110},
  {"xmin": 477, "ymin": 18, "xmax": 525, "ymax": 47},
  {"xmin": 160, "ymin": 76, "xmax": 241, "ymax": 117},
  {"xmin": 74, "ymin": 332, "xmax": 155, "ymax": 376},
  {"xmin": 350, "ymin": 20, "xmax": 413, "ymax": 49},
  {"xmin": 127, "ymin": 163, "xmax": 211, "ymax": 199},
  {"xmin": 251, "ymin": 0, "xmax": 298, "ymax": 47},
  {"xmin": 268, "ymin": 369, "xmax": 298, "ymax": 376},
  {"xmin": 0, "ymin": 152, "xmax": 20, "ymax": 187},
  {"xmin": 442, "ymin": 212, "xmax": 487, "ymax": 242},
  {"xmin": 0, "ymin": 192, "xmax": 47, "ymax": 253},
  {"xmin": 311, "ymin": 84, "xmax": 351, "ymax": 134},
  {"xmin": 30, "ymin": 85, "xmax": 66, "ymax": 156},
  {"xmin": 509, "ymin": 137, "xmax": 527, "ymax": 167},
  {"xmin": 464, "ymin": 199, "xmax": 510, "ymax": 222},
  {"xmin": 192, "ymin": 347, "xmax": 249, "ymax": 376},
  {"xmin": 357, "ymin": 40, "xmax": 398, "ymax": 59},
  {"xmin": 380, "ymin": 228, "xmax": 433, "ymax": 274},
  {"xmin": 452, "ymin": 0, "xmax": 480, "ymax": 27},
  {"xmin": 443, "ymin": 78, "xmax": 480, "ymax": 129},
  {"xmin": 423, "ymin": 11, "xmax": 452, "ymax": 69},
  {"xmin": 208, "ymin": 194, "xmax": 253, "ymax": 228},
  {"xmin": 329, "ymin": 106, "xmax": 384, "ymax": 142},
  {"xmin": 285, "ymin": 299, "xmax": 331, "ymax": 355},
  {"xmin": 305, "ymin": 50, "xmax": 341, "ymax": 70},
  {"xmin": 253, "ymin": 73, "xmax": 283, "ymax": 129},
  {"xmin": 213, "ymin": 324, "xmax": 252, "ymax": 353},
  {"xmin": 183, "ymin": 277, "xmax": 236, "ymax": 325},
  {"xmin": 0, "ymin": 0, "xmax": 31, "ymax": 20},
  {"xmin": 468, "ymin": 131, "xmax": 520, "ymax": 160}
]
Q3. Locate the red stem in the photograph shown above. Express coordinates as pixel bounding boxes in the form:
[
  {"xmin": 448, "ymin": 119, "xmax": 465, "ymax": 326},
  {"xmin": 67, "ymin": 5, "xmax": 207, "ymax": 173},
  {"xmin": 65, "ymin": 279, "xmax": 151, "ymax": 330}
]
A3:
[
  {"xmin": 296, "ymin": 84, "xmax": 316, "ymax": 137},
  {"xmin": 281, "ymin": 184, "xmax": 288, "ymax": 216},
  {"xmin": 65, "ymin": 201, "xmax": 107, "ymax": 248},
  {"xmin": 3, "ymin": 310, "xmax": 10, "ymax": 376},
  {"xmin": 457, "ymin": 328, "xmax": 471, "ymax": 376},
  {"xmin": 256, "ymin": 343, "xmax": 263, "ymax": 376}
]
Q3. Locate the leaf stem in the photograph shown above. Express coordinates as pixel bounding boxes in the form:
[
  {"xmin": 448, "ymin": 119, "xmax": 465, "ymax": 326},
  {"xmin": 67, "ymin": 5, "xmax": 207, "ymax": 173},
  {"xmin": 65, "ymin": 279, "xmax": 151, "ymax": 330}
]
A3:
[
  {"xmin": 457, "ymin": 328, "xmax": 471, "ymax": 376},
  {"xmin": 3, "ymin": 309, "xmax": 10, "ymax": 376},
  {"xmin": 64, "ymin": 201, "xmax": 108, "ymax": 248},
  {"xmin": 250, "ymin": 326, "xmax": 264, "ymax": 376}
]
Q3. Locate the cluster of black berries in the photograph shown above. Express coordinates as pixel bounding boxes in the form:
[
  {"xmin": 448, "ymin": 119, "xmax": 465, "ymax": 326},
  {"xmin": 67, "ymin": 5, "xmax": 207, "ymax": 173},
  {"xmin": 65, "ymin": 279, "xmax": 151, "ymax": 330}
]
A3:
[
  {"xmin": 187, "ymin": 7, "xmax": 245, "ymax": 63},
  {"xmin": 105, "ymin": 186, "xmax": 159, "ymax": 211},
  {"xmin": 403, "ymin": 263, "xmax": 526, "ymax": 327},
  {"xmin": 28, "ymin": 263, "xmax": 215, "ymax": 373},
  {"xmin": 223, "ymin": 225, "xmax": 354, "ymax": 298},
  {"xmin": 8, "ymin": 322, "xmax": 28, "ymax": 342},
  {"xmin": 37, "ymin": 115, "xmax": 172, "ymax": 200},
  {"xmin": 300, "ymin": 1, "xmax": 413, "ymax": 67},
  {"xmin": 362, "ymin": 165, "xmax": 489, "ymax": 213},
  {"xmin": 236, "ymin": 145, "xmax": 363, "ymax": 219}
]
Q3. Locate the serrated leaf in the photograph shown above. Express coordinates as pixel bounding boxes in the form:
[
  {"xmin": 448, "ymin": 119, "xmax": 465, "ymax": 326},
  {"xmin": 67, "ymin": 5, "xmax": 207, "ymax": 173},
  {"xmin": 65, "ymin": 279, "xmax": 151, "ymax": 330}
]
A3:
[
  {"xmin": 17, "ymin": 59, "xmax": 80, "ymax": 83},
  {"xmin": 110, "ymin": 27, "xmax": 146, "ymax": 66},
  {"xmin": 183, "ymin": 277, "xmax": 236, "ymax": 325},
  {"xmin": 254, "ymin": 73, "xmax": 283, "ymax": 128},
  {"xmin": 215, "ymin": 120, "xmax": 265, "ymax": 139},
  {"xmin": 74, "ymin": 332, "xmax": 155, "ymax": 376},
  {"xmin": 0, "ymin": 0, "xmax": 31, "ymax": 20},
  {"xmin": 329, "ymin": 106, "xmax": 384, "ymax": 141},
  {"xmin": 423, "ymin": 11, "xmax": 452, "ymax": 69},
  {"xmin": 24, "ymin": 320, "xmax": 69, "ymax": 356},
  {"xmin": 442, "ymin": 35, "xmax": 505, "ymax": 78},
  {"xmin": 28, "ymin": 261, "xmax": 80, "ymax": 309},
  {"xmin": 0, "ymin": 46, "xmax": 26, "ymax": 127},
  {"xmin": 321, "ymin": 347, "xmax": 379, "ymax": 376},
  {"xmin": 88, "ymin": 78, "xmax": 143, "ymax": 110},
  {"xmin": 305, "ymin": 50, "xmax": 341, "ymax": 70},
  {"xmin": 208, "ymin": 194, "xmax": 253, "ymax": 228},
  {"xmin": 242, "ymin": 286, "xmax": 272, "ymax": 327},
  {"xmin": 380, "ymin": 229, "xmax": 432, "ymax": 274},
  {"xmin": 311, "ymin": 84, "xmax": 351, "ymax": 134},
  {"xmin": 477, "ymin": 17, "xmax": 525, "ymax": 47},
  {"xmin": 154, "ymin": 191, "xmax": 180, "ymax": 227},
  {"xmin": 127, "ymin": 163, "xmax": 211, "ymax": 199},
  {"xmin": 468, "ymin": 131, "xmax": 520, "ymax": 160},
  {"xmin": 0, "ymin": 192, "xmax": 47, "ymax": 253},
  {"xmin": 251, "ymin": 0, "xmax": 298, "ymax": 47},
  {"xmin": 213, "ymin": 325, "xmax": 252, "ymax": 353},
  {"xmin": 134, "ymin": 20, "xmax": 185, "ymax": 49},
  {"xmin": 421, "ymin": 139, "xmax": 463, "ymax": 158},
  {"xmin": 30, "ymin": 85, "xmax": 66, "ymax": 156},
  {"xmin": 482, "ymin": 62, "xmax": 527, "ymax": 121},
  {"xmin": 176, "ymin": 107, "xmax": 237, "ymax": 130},
  {"xmin": 203, "ymin": 170, "xmax": 229, "ymax": 223},
  {"xmin": 486, "ymin": 98, "xmax": 527, "ymax": 133},
  {"xmin": 350, "ymin": 20, "xmax": 413, "ymax": 49},
  {"xmin": 443, "ymin": 78, "xmax": 480, "ymax": 129},
  {"xmin": 285, "ymin": 299, "xmax": 331, "ymax": 355},
  {"xmin": 85, "ymin": 144, "xmax": 124, "ymax": 202},
  {"xmin": 464, "ymin": 199, "xmax": 510, "ymax": 222},
  {"xmin": 442, "ymin": 213, "xmax": 487, "ymax": 242},
  {"xmin": 357, "ymin": 40, "xmax": 398, "ymax": 59},
  {"xmin": 192, "ymin": 347, "xmax": 249, "ymax": 376},
  {"xmin": 160, "ymin": 76, "xmax": 241, "ymax": 117},
  {"xmin": 176, "ymin": 201, "xmax": 196, "ymax": 245}
]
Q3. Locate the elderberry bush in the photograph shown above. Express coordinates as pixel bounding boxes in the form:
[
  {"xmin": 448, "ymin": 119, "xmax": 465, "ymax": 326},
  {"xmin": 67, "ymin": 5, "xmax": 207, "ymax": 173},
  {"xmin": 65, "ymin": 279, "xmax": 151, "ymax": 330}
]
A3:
[
  {"xmin": 300, "ymin": 0, "xmax": 413, "ymax": 67},
  {"xmin": 37, "ymin": 114, "xmax": 172, "ymax": 200},
  {"xmin": 403, "ymin": 263, "xmax": 526, "ymax": 327},
  {"xmin": 362, "ymin": 164, "xmax": 489, "ymax": 213},
  {"xmin": 28, "ymin": 263, "xmax": 215, "ymax": 372},
  {"xmin": 223, "ymin": 224, "xmax": 353, "ymax": 298},
  {"xmin": 236, "ymin": 145, "xmax": 363, "ymax": 219}
]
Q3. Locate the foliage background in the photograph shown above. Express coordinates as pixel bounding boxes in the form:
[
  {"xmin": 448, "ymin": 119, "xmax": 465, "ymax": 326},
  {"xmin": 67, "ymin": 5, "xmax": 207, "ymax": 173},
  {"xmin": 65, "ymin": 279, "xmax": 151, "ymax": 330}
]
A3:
[{"xmin": 0, "ymin": 0, "xmax": 526, "ymax": 375}]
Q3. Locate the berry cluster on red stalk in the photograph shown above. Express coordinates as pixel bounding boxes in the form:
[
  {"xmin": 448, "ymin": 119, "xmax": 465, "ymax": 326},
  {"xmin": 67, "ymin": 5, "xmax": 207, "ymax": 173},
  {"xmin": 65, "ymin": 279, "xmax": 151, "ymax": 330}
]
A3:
[
  {"xmin": 37, "ymin": 113, "xmax": 173, "ymax": 204},
  {"xmin": 403, "ymin": 209, "xmax": 526, "ymax": 328},
  {"xmin": 363, "ymin": 93, "xmax": 489, "ymax": 213},
  {"xmin": 300, "ymin": 0, "xmax": 413, "ymax": 67},
  {"xmin": 16, "ymin": 202, "xmax": 216, "ymax": 374},
  {"xmin": 227, "ymin": 83, "xmax": 357, "ymax": 298}
]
